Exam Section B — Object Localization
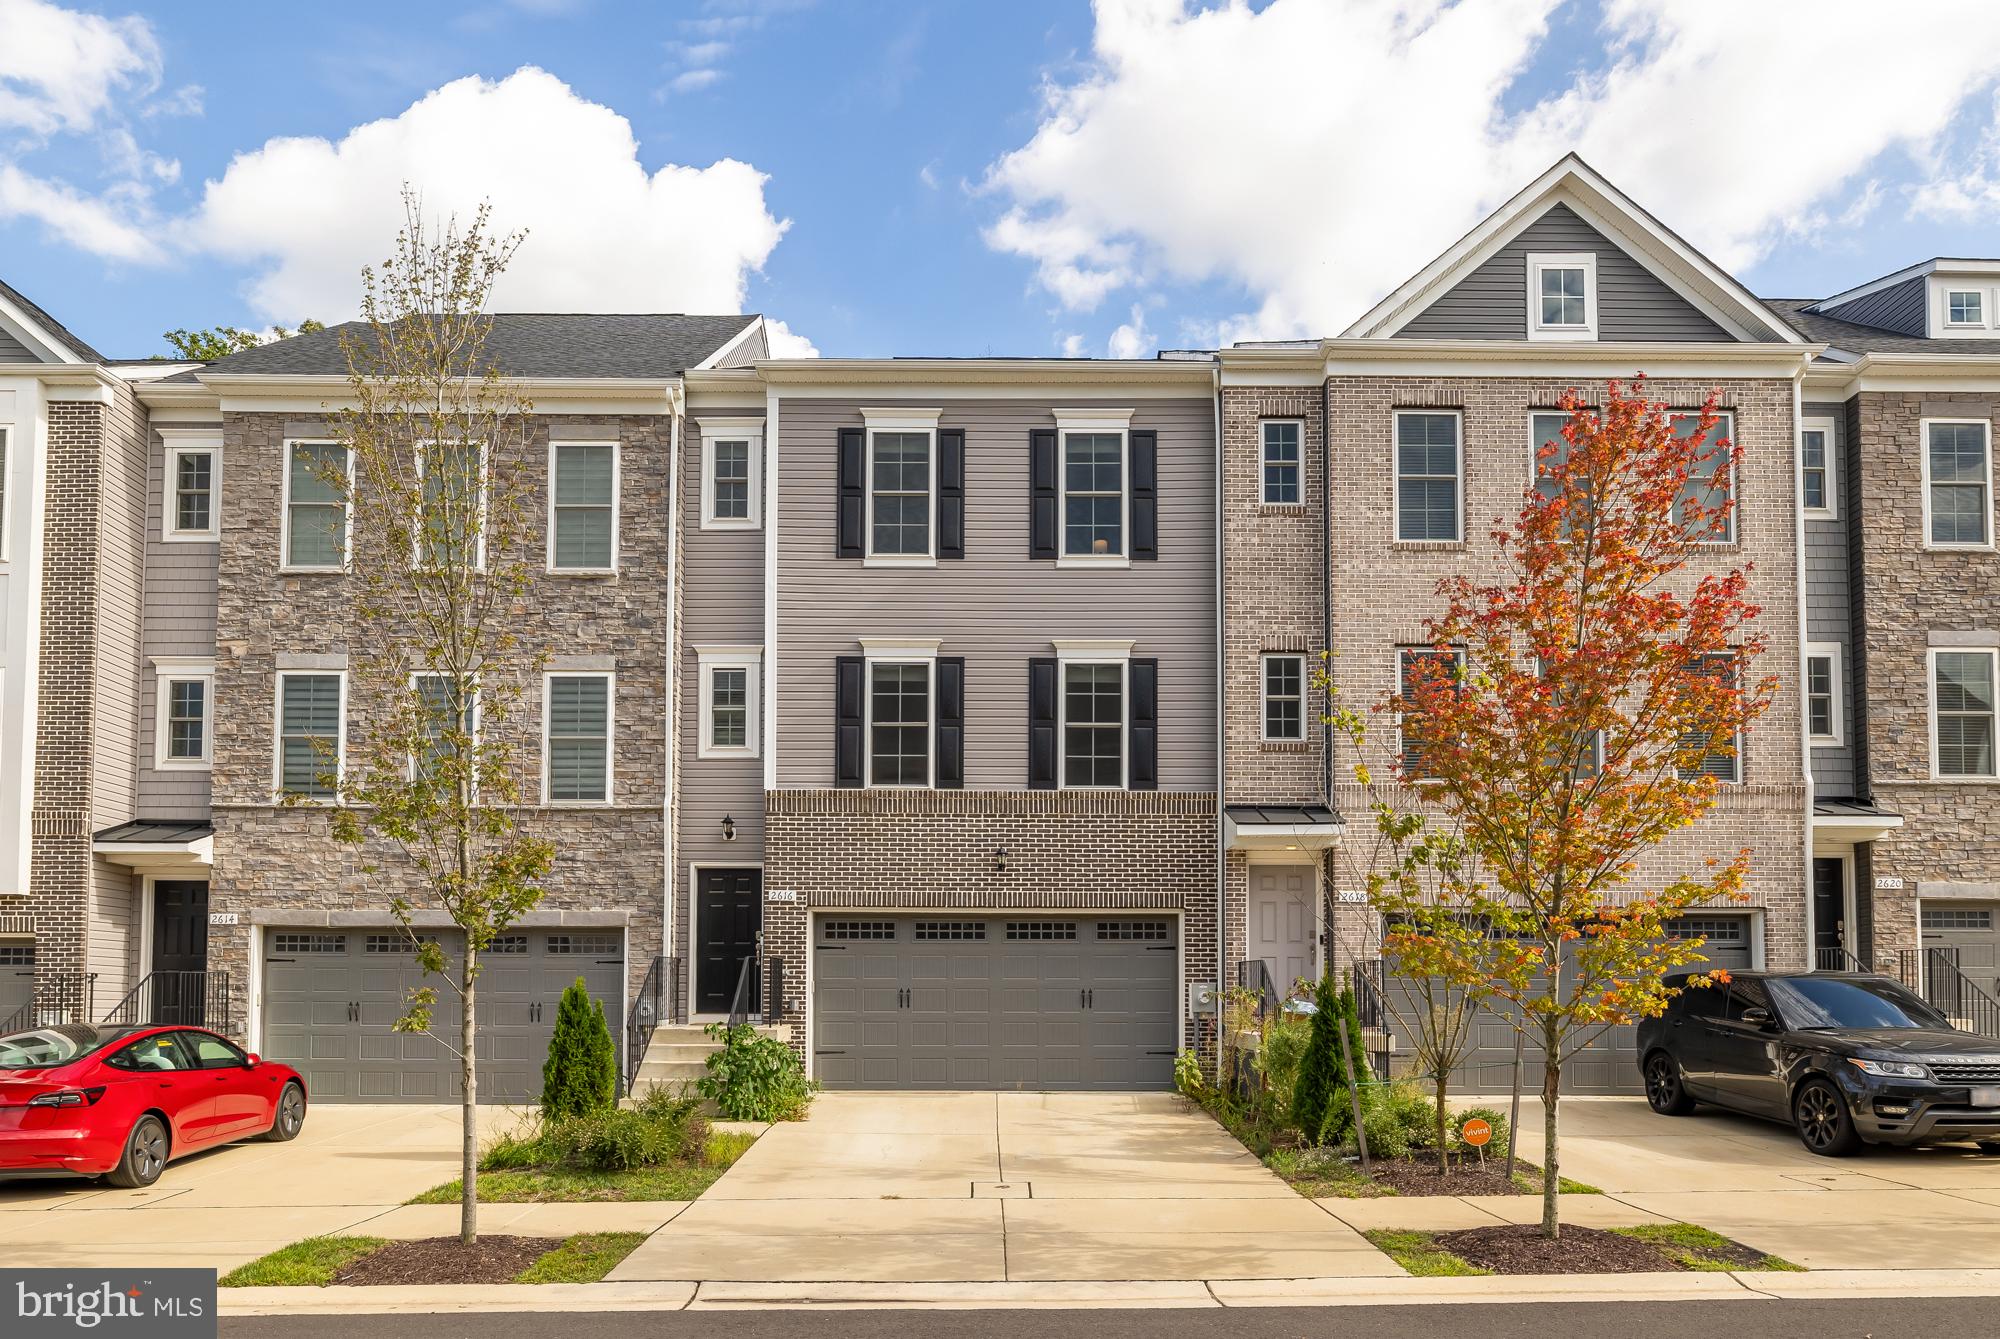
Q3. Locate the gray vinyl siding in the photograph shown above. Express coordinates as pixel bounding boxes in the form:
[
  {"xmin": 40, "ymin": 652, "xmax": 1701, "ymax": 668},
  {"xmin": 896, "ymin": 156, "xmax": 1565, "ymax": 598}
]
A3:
[
  {"xmin": 91, "ymin": 386, "xmax": 148, "ymax": 827},
  {"xmin": 88, "ymin": 858, "xmax": 136, "ymax": 1007},
  {"xmin": 775, "ymin": 396, "xmax": 1217, "ymax": 790},
  {"xmin": 1396, "ymin": 203, "xmax": 1739, "ymax": 342},
  {"xmin": 137, "ymin": 424, "xmax": 218, "ymax": 819},
  {"xmin": 0, "ymin": 327, "xmax": 39, "ymax": 362},
  {"xmin": 1815, "ymin": 277, "xmax": 1925, "ymax": 337},
  {"xmin": 1803, "ymin": 399, "xmax": 1856, "ymax": 795}
]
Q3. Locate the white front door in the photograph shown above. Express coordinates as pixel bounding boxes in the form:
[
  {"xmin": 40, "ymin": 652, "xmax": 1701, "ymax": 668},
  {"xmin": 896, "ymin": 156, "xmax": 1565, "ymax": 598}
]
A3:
[{"xmin": 1247, "ymin": 865, "xmax": 1316, "ymax": 998}]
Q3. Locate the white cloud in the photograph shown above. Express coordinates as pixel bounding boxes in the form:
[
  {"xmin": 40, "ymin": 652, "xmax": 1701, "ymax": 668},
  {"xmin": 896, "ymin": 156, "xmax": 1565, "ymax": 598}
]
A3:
[
  {"xmin": 0, "ymin": 160, "xmax": 160, "ymax": 261},
  {"xmin": 0, "ymin": 0, "xmax": 158, "ymax": 137},
  {"xmin": 1105, "ymin": 302, "xmax": 1152, "ymax": 359},
  {"xmin": 670, "ymin": 68, "xmax": 725, "ymax": 94},
  {"xmin": 763, "ymin": 317, "xmax": 819, "ymax": 358},
  {"xmin": 181, "ymin": 67, "xmax": 791, "ymax": 324},
  {"xmin": 985, "ymin": 0, "xmax": 2000, "ymax": 339}
]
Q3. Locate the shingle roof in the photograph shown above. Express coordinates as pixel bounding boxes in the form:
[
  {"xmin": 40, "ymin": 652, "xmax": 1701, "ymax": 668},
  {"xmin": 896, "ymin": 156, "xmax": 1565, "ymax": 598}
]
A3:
[
  {"xmin": 1765, "ymin": 298, "xmax": 2000, "ymax": 357},
  {"xmin": 0, "ymin": 277, "xmax": 107, "ymax": 363},
  {"xmin": 200, "ymin": 313, "xmax": 760, "ymax": 379}
]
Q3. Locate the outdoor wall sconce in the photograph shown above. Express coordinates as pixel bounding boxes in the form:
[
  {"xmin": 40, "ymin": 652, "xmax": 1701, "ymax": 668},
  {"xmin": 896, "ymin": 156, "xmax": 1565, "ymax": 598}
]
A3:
[
  {"xmin": 995, "ymin": 847, "xmax": 1009, "ymax": 872},
  {"xmin": 722, "ymin": 814, "xmax": 737, "ymax": 842}
]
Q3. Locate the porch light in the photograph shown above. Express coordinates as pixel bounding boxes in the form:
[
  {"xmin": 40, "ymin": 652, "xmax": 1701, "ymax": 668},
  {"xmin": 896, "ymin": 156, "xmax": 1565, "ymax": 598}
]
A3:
[
  {"xmin": 996, "ymin": 848, "xmax": 1009, "ymax": 872},
  {"xmin": 722, "ymin": 815, "xmax": 737, "ymax": 842}
]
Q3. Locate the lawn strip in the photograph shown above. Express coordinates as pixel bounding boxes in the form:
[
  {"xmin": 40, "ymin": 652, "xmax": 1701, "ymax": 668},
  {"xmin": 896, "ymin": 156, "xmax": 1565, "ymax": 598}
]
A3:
[{"xmin": 219, "ymin": 1236, "xmax": 389, "ymax": 1288}]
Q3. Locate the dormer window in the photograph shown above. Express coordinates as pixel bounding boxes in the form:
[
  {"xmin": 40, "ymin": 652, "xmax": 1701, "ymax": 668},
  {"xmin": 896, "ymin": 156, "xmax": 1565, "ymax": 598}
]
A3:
[
  {"xmin": 1527, "ymin": 253, "xmax": 1597, "ymax": 341},
  {"xmin": 1947, "ymin": 290, "xmax": 1986, "ymax": 328}
]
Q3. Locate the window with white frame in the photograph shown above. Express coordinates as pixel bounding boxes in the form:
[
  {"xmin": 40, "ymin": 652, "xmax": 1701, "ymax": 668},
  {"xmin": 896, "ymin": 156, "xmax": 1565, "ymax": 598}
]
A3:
[
  {"xmin": 412, "ymin": 673, "xmax": 478, "ymax": 785},
  {"xmin": 1804, "ymin": 643, "xmax": 1843, "ymax": 746},
  {"xmin": 1947, "ymin": 290, "xmax": 1986, "ymax": 327},
  {"xmin": 1671, "ymin": 411, "xmax": 1736, "ymax": 543},
  {"xmin": 1261, "ymin": 420, "xmax": 1302, "ymax": 505},
  {"xmin": 549, "ymin": 441, "xmax": 617, "ymax": 570},
  {"xmin": 1057, "ymin": 409, "xmax": 1133, "ymax": 562},
  {"xmin": 417, "ymin": 443, "xmax": 484, "ymax": 570},
  {"xmin": 1394, "ymin": 411, "xmax": 1461, "ymax": 542},
  {"xmin": 545, "ymin": 673, "xmax": 612, "ymax": 803},
  {"xmin": 282, "ymin": 441, "xmax": 349, "ymax": 570},
  {"xmin": 1063, "ymin": 662, "xmax": 1124, "ymax": 787},
  {"xmin": 697, "ymin": 646, "xmax": 762, "ymax": 759},
  {"xmin": 1677, "ymin": 652, "xmax": 1742, "ymax": 783},
  {"xmin": 1934, "ymin": 649, "xmax": 1997, "ymax": 779},
  {"xmin": 153, "ymin": 657, "xmax": 213, "ymax": 770},
  {"xmin": 1397, "ymin": 647, "xmax": 1462, "ymax": 779},
  {"xmin": 276, "ymin": 671, "xmax": 343, "ymax": 798},
  {"xmin": 1924, "ymin": 420, "xmax": 1992, "ymax": 549},
  {"xmin": 163, "ymin": 435, "xmax": 220, "ymax": 541},
  {"xmin": 698, "ymin": 418, "xmax": 762, "ymax": 530},
  {"xmin": 1801, "ymin": 418, "xmax": 1836, "ymax": 519},
  {"xmin": 1527, "ymin": 253, "xmax": 1597, "ymax": 340},
  {"xmin": 862, "ymin": 410, "xmax": 939, "ymax": 561},
  {"xmin": 1262, "ymin": 653, "xmax": 1304, "ymax": 741},
  {"xmin": 865, "ymin": 655, "xmax": 933, "ymax": 787}
]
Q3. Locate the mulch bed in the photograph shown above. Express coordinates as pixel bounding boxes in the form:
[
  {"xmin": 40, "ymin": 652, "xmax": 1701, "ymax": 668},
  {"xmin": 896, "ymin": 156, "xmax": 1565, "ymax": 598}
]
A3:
[
  {"xmin": 1434, "ymin": 1225, "xmax": 1764, "ymax": 1275},
  {"xmin": 1366, "ymin": 1157, "xmax": 1524, "ymax": 1197},
  {"xmin": 333, "ymin": 1236, "xmax": 559, "ymax": 1287}
]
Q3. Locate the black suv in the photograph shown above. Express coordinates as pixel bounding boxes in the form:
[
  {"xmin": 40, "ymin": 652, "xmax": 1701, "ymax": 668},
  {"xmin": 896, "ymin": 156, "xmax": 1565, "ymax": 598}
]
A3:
[{"xmin": 1636, "ymin": 970, "xmax": 2000, "ymax": 1156}]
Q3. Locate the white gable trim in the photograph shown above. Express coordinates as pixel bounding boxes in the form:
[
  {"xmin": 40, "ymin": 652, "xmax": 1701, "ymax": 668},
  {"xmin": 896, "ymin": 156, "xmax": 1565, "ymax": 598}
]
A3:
[
  {"xmin": 1344, "ymin": 154, "xmax": 1803, "ymax": 346},
  {"xmin": 0, "ymin": 289, "xmax": 84, "ymax": 365},
  {"xmin": 692, "ymin": 316, "xmax": 766, "ymax": 370}
]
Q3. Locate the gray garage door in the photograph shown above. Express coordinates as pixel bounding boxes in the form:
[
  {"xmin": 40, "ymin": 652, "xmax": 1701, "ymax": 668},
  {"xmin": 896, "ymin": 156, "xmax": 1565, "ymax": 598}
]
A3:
[
  {"xmin": 1388, "ymin": 914, "xmax": 1754, "ymax": 1096},
  {"xmin": 813, "ymin": 915, "xmax": 1178, "ymax": 1091},
  {"xmin": 0, "ymin": 941, "xmax": 31, "ymax": 1028},
  {"xmin": 1921, "ymin": 902, "xmax": 2000, "ymax": 999},
  {"xmin": 262, "ymin": 928, "xmax": 624, "ymax": 1103}
]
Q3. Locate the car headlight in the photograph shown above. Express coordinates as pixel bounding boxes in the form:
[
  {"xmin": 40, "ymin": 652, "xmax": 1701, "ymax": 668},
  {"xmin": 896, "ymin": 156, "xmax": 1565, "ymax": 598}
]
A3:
[{"xmin": 1850, "ymin": 1058, "xmax": 1930, "ymax": 1080}]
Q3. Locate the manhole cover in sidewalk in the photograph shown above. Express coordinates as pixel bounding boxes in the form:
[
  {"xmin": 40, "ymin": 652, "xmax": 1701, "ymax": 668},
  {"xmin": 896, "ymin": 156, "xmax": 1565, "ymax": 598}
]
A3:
[{"xmin": 971, "ymin": 1182, "xmax": 1032, "ymax": 1199}]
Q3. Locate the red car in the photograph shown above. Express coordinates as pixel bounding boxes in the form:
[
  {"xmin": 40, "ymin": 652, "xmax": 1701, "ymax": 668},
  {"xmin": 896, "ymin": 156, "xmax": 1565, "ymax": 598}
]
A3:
[{"xmin": 0, "ymin": 1023, "xmax": 307, "ymax": 1187}]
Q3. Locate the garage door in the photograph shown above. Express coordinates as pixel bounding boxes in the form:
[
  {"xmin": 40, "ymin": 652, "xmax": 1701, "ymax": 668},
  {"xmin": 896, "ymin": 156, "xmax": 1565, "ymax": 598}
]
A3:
[
  {"xmin": 1921, "ymin": 902, "xmax": 2000, "ymax": 999},
  {"xmin": 813, "ymin": 915, "xmax": 1178, "ymax": 1091},
  {"xmin": 0, "ymin": 942, "xmax": 31, "ymax": 1028},
  {"xmin": 1387, "ymin": 914, "xmax": 1754, "ymax": 1096},
  {"xmin": 262, "ymin": 928, "xmax": 624, "ymax": 1103}
]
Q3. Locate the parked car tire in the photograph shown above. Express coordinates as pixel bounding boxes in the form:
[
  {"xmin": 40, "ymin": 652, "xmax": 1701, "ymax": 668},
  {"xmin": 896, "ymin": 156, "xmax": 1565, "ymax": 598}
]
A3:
[
  {"xmin": 104, "ymin": 1115, "xmax": 169, "ymax": 1188},
  {"xmin": 1793, "ymin": 1078, "xmax": 1861, "ymax": 1157},
  {"xmin": 1976, "ymin": 1140, "xmax": 2000, "ymax": 1156},
  {"xmin": 262, "ymin": 1082, "xmax": 306, "ymax": 1143},
  {"xmin": 1643, "ymin": 1051, "xmax": 1698, "ymax": 1116}
]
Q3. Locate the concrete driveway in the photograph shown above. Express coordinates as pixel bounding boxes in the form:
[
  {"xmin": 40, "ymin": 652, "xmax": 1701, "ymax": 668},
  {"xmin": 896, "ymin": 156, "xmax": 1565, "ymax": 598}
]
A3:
[{"xmin": 610, "ymin": 1092, "xmax": 1399, "ymax": 1284}]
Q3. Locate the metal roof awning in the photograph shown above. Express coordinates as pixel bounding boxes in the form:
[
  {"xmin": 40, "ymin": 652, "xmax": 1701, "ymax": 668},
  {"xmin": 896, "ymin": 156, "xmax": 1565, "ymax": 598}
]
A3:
[
  {"xmin": 1224, "ymin": 804, "xmax": 1344, "ymax": 853},
  {"xmin": 91, "ymin": 820, "xmax": 213, "ymax": 868},
  {"xmin": 1811, "ymin": 799, "xmax": 1903, "ymax": 843}
]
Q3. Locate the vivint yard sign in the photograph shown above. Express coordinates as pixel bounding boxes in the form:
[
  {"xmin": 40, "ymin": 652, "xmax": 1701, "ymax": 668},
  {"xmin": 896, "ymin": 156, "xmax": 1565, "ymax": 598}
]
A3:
[{"xmin": 6, "ymin": 1270, "xmax": 214, "ymax": 1337}]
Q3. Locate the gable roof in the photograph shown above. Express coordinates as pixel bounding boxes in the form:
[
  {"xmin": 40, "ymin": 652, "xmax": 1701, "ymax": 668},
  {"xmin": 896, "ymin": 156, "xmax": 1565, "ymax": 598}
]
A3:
[
  {"xmin": 1342, "ymin": 154, "xmax": 1804, "ymax": 345},
  {"xmin": 202, "ymin": 313, "xmax": 762, "ymax": 380},
  {"xmin": 0, "ymin": 277, "xmax": 107, "ymax": 363}
]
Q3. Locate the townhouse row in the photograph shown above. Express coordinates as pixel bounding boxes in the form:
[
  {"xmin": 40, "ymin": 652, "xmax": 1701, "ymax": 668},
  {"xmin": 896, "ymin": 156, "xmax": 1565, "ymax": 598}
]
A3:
[{"xmin": 1, "ymin": 154, "xmax": 1994, "ymax": 1098}]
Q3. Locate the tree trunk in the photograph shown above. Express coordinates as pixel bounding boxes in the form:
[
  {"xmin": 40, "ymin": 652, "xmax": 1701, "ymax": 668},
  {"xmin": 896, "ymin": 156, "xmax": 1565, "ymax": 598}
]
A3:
[
  {"xmin": 460, "ymin": 958, "xmax": 478, "ymax": 1245},
  {"xmin": 1540, "ymin": 1035, "xmax": 1561, "ymax": 1240},
  {"xmin": 1434, "ymin": 1070, "xmax": 1450, "ymax": 1174}
]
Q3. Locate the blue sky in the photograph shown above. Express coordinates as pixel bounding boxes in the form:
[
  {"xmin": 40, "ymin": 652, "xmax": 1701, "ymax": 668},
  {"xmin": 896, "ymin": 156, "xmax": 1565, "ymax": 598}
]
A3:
[{"xmin": 5, "ymin": 0, "xmax": 2000, "ymax": 361}]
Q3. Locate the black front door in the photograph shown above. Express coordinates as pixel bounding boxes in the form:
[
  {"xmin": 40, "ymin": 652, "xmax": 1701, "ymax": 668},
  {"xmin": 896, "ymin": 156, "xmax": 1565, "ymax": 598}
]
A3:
[
  {"xmin": 1812, "ymin": 857, "xmax": 1846, "ymax": 965},
  {"xmin": 697, "ymin": 869, "xmax": 761, "ymax": 1014},
  {"xmin": 151, "ymin": 880, "xmax": 210, "ymax": 1025}
]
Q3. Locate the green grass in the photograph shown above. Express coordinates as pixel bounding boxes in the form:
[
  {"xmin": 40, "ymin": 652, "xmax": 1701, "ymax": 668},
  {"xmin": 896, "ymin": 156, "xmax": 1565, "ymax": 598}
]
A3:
[
  {"xmin": 1613, "ymin": 1223, "xmax": 1803, "ymax": 1272},
  {"xmin": 409, "ymin": 1130, "xmax": 755, "ymax": 1204},
  {"xmin": 1509, "ymin": 1166, "xmax": 1603, "ymax": 1195},
  {"xmin": 219, "ymin": 1236, "xmax": 388, "ymax": 1288},
  {"xmin": 1364, "ymin": 1229, "xmax": 1490, "ymax": 1277},
  {"xmin": 512, "ymin": 1232, "xmax": 647, "ymax": 1284}
]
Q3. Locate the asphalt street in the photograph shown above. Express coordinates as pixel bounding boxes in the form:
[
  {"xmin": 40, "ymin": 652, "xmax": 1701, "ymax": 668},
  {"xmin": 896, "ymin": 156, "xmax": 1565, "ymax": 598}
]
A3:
[{"xmin": 224, "ymin": 1297, "xmax": 1987, "ymax": 1338}]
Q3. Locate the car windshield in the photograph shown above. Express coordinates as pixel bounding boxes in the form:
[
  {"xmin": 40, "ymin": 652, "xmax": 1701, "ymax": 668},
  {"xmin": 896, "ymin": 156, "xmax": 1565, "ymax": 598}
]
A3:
[
  {"xmin": 0, "ymin": 1024, "xmax": 136, "ymax": 1070},
  {"xmin": 1768, "ymin": 977, "xmax": 1950, "ymax": 1030}
]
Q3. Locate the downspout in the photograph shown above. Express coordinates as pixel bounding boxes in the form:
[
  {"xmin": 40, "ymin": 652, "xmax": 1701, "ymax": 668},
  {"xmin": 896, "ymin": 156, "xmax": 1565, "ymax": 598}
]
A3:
[
  {"xmin": 1793, "ymin": 361, "xmax": 1815, "ymax": 971},
  {"xmin": 1212, "ymin": 356, "xmax": 1227, "ymax": 1086},
  {"xmin": 664, "ymin": 388, "xmax": 682, "ymax": 977},
  {"xmin": 1321, "ymin": 362, "xmax": 1337, "ymax": 971}
]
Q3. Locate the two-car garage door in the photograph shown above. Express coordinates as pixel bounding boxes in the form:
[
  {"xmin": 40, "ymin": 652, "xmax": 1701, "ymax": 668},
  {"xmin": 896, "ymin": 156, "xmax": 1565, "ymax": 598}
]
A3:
[
  {"xmin": 813, "ymin": 914, "xmax": 1179, "ymax": 1091},
  {"xmin": 262, "ymin": 928, "xmax": 624, "ymax": 1103}
]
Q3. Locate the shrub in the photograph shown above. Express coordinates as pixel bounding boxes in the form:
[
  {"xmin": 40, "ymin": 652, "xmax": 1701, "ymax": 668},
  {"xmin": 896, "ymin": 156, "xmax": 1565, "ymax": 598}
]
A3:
[
  {"xmin": 1452, "ymin": 1104, "xmax": 1510, "ymax": 1159},
  {"xmin": 541, "ymin": 977, "xmax": 618, "ymax": 1120},
  {"xmin": 1292, "ymin": 973, "xmax": 1370, "ymax": 1145},
  {"xmin": 1355, "ymin": 1081, "xmax": 1436, "ymax": 1161},
  {"xmin": 1254, "ymin": 1010, "xmax": 1311, "ymax": 1126},
  {"xmin": 696, "ymin": 1023, "xmax": 815, "ymax": 1122},
  {"xmin": 1173, "ymin": 1049, "xmax": 1204, "ymax": 1101}
]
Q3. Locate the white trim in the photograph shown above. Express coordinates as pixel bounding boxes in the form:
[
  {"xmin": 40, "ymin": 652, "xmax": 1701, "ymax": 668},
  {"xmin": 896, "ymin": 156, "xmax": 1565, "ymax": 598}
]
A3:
[
  {"xmin": 1803, "ymin": 642, "xmax": 1845, "ymax": 747},
  {"xmin": 686, "ymin": 862, "xmax": 765, "ymax": 1016},
  {"xmin": 692, "ymin": 317, "xmax": 765, "ymax": 371},
  {"xmin": 414, "ymin": 441, "xmax": 488, "ymax": 572},
  {"xmin": 0, "ymin": 287, "xmax": 85, "ymax": 364},
  {"xmin": 278, "ymin": 439, "xmax": 352, "ymax": 573},
  {"xmin": 152, "ymin": 656, "xmax": 214, "ymax": 771},
  {"xmin": 1259, "ymin": 651, "xmax": 1307, "ymax": 743},
  {"xmin": 1052, "ymin": 639, "xmax": 1134, "ymax": 661},
  {"xmin": 1800, "ymin": 416, "xmax": 1837, "ymax": 521},
  {"xmin": 408, "ymin": 670, "xmax": 481, "ymax": 790},
  {"xmin": 697, "ymin": 416, "xmax": 763, "ymax": 531},
  {"xmin": 542, "ymin": 670, "xmax": 617, "ymax": 806},
  {"xmin": 546, "ymin": 437, "xmax": 622, "ymax": 574},
  {"xmin": 1670, "ymin": 408, "xmax": 1738, "ymax": 546},
  {"xmin": 1919, "ymin": 418, "xmax": 1994, "ymax": 552},
  {"xmin": 1054, "ymin": 413, "xmax": 1133, "ymax": 567},
  {"xmin": 860, "ymin": 410, "xmax": 939, "ymax": 565},
  {"xmin": 1260, "ymin": 418, "xmax": 1305, "ymax": 506},
  {"xmin": 161, "ymin": 431, "xmax": 222, "ymax": 543},
  {"xmin": 1929, "ymin": 646, "xmax": 2000, "ymax": 781},
  {"xmin": 1056, "ymin": 657, "xmax": 1129, "ymax": 791},
  {"xmin": 1926, "ymin": 274, "xmax": 2000, "ymax": 340},
  {"xmin": 696, "ymin": 645, "xmax": 763, "ymax": 760},
  {"xmin": 1391, "ymin": 408, "xmax": 1463, "ymax": 544},
  {"xmin": 763, "ymin": 388, "xmax": 780, "ymax": 792},
  {"xmin": 1526, "ymin": 252, "xmax": 1598, "ymax": 341},
  {"xmin": 1395, "ymin": 645, "xmax": 1465, "ymax": 783},
  {"xmin": 1943, "ymin": 287, "xmax": 1989, "ymax": 329},
  {"xmin": 860, "ymin": 641, "xmax": 938, "ymax": 789},
  {"xmin": 273, "ymin": 669, "xmax": 347, "ymax": 802}
]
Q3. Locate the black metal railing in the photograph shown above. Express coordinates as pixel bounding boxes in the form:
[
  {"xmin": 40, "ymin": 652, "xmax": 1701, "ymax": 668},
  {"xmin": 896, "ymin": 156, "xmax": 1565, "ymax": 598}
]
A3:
[
  {"xmin": 1901, "ymin": 947, "xmax": 2000, "ymax": 1041},
  {"xmin": 4, "ymin": 973, "xmax": 98, "ymax": 1033},
  {"xmin": 725, "ymin": 953, "xmax": 756, "ymax": 1031},
  {"xmin": 624, "ymin": 955, "xmax": 667, "ymax": 1094},
  {"xmin": 1352, "ymin": 959, "xmax": 1388, "ymax": 1031},
  {"xmin": 100, "ymin": 971, "xmax": 228, "ymax": 1029},
  {"xmin": 1236, "ymin": 959, "xmax": 1279, "ymax": 1021},
  {"xmin": 765, "ymin": 956, "xmax": 785, "ymax": 1026},
  {"xmin": 1814, "ymin": 946, "xmax": 1869, "ymax": 973}
]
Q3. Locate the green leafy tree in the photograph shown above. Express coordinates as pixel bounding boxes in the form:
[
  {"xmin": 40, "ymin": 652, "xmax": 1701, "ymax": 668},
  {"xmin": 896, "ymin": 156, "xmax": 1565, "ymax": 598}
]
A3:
[
  {"xmin": 161, "ymin": 319, "xmax": 325, "ymax": 361},
  {"xmin": 1291, "ymin": 972, "xmax": 1366, "ymax": 1144},
  {"xmin": 541, "ymin": 977, "xmax": 617, "ymax": 1120}
]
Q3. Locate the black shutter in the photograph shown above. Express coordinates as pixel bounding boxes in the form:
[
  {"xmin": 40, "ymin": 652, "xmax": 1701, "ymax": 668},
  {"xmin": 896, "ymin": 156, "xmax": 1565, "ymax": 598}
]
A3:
[
  {"xmin": 1129, "ymin": 657, "xmax": 1159, "ymax": 790},
  {"xmin": 837, "ymin": 427, "xmax": 865, "ymax": 558},
  {"xmin": 1030, "ymin": 429, "xmax": 1058, "ymax": 559},
  {"xmin": 835, "ymin": 655, "xmax": 865, "ymax": 787},
  {"xmin": 938, "ymin": 428, "xmax": 965, "ymax": 560},
  {"xmin": 1028, "ymin": 657, "xmax": 1058, "ymax": 789},
  {"xmin": 1130, "ymin": 429, "xmax": 1158, "ymax": 561},
  {"xmin": 935, "ymin": 657, "xmax": 965, "ymax": 788}
]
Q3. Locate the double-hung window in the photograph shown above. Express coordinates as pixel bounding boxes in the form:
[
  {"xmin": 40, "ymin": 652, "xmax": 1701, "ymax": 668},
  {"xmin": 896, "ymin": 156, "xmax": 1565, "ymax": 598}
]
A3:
[
  {"xmin": 696, "ymin": 646, "xmax": 762, "ymax": 759},
  {"xmin": 545, "ymin": 673, "xmax": 612, "ymax": 803},
  {"xmin": 1394, "ymin": 410, "xmax": 1461, "ymax": 542},
  {"xmin": 698, "ymin": 417, "xmax": 762, "ymax": 530},
  {"xmin": 1804, "ymin": 644, "xmax": 1843, "ymax": 746},
  {"xmin": 276, "ymin": 671, "xmax": 343, "ymax": 798},
  {"xmin": 1677, "ymin": 653, "xmax": 1741, "ymax": 783},
  {"xmin": 1056, "ymin": 408, "xmax": 1133, "ymax": 563},
  {"xmin": 1924, "ymin": 420, "xmax": 1992, "ymax": 549},
  {"xmin": 1261, "ymin": 420, "xmax": 1302, "ymax": 505},
  {"xmin": 549, "ymin": 440, "xmax": 617, "ymax": 571},
  {"xmin": 865, "ymin": 655, "xmax": 933, "ymax": 787},
  {"xmin": 1672, "ymin": 411, "xmax": 1735, "ymax": 543},
  {"xmin": 1801, "ymin": 418, "xmax": 1836, "ymax": 519},
  {"xmin": 1527, "ymin": 253, "xmax": 1596, "ymax": 340},
  {"xmin": 1933, "ymin": 649, "xmax": 1997, "ymax": 779},
  {"xmin": 412, "ymin": 673, "xmax": 478, "ymax": 785},
  {"xmin": 1530, "ymin": 411, "xmax": 1571, "ymax": 507},
  {"xmin": 153, "ymin": 657, "xmax": 213, "ymax": 770},
  {"xmin": 1396, "ymin": 648, "xmax": 1462, "ymax": 780},
  {"xmin": 1062, "ymin": 660, "xmax": 1125, "ymax": 788},
  {"xmin": 1261, "ymin": 653, "xmax": 1304, "ymax": 741},
  {"xmin": 282, "ymin": 441, "xmax": 350, "ymax": 570},
  {"xmin": 418, "ymin": 443, "xmax": 484, "ymax": 570},
  {"xmin": 162, "ymin": 431, "xmax": 221, "ymax": 541},
  {"xmin": 863, "ymin": 410, "xmax": 939, "ymax": 563}
]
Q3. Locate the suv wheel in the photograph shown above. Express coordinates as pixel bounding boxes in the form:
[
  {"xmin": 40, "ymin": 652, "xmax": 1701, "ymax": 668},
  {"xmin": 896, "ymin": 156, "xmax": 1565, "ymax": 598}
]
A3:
[
  {"xmin": 1644, "ymin": 1052, "xmax": 1697, "ymax": 1116},
  {"xmin": 1794, "ymin": 1077, "xmax": 1861, "ymax": 1157}
]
